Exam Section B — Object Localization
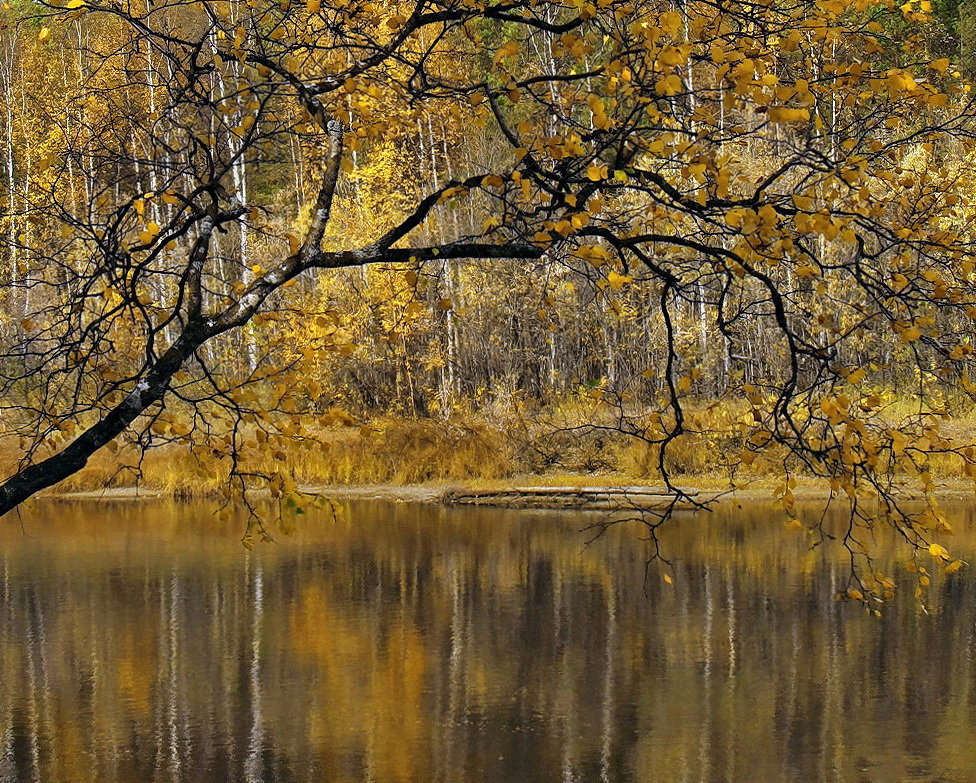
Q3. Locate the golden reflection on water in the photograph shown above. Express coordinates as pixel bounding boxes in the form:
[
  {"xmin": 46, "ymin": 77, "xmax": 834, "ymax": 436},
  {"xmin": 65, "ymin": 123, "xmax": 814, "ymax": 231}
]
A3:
[{"xmin": 1, "ymin": 498, "xmax": 976, "ymax": 782}]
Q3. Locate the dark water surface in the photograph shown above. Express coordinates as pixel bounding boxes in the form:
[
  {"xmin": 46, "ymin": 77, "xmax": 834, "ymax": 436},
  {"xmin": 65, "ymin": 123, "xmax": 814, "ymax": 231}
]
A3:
[{"xmin": 1, "ymin": 498, "xmax": 976, "ymax": 782}]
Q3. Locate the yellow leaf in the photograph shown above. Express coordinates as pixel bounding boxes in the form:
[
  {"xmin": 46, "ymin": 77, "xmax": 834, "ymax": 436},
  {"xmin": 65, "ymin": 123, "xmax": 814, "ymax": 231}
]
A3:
[
  {"xmin": 946, "ymin": 560, "xmax": 964, "ymax": 574},
  {"xmin": 654, "ymin": 74, "xmax": 682, "ymax": 96},
  {"xmin": 795, "ymin": 264, "xmax": 820, "ymax": 279},
  {"xmin": 792, "ymin": 194, "xmax": 814, "ymax": 211},
  {"xmin": 887, "ymin": 70, "xmax": 918, "ymax": 93},
  {"xmin": 658, "ymin": 45, "xmax": 687, "ymax": 67},
  {"xmin": 554, "ymin": 219, "xmax": 573, "ymax": 236},
  {"xmin": 929, "ymin": 542, "xmax": 950, "ymax": 561},
  {"xmin": 846, "ymin": 588, "xmax": 864, "ymax": 601},
  {"xmin": 307, "ymin": 0, "xmax": 320, "ymax": 12},
  {"xmin": 607, "ymin": 270, "xmax": 632, "ymax": 290},
  {"xmin": 585, "ymin": 164, "xmax": 606, "ymax": 181},
  {"xmin": 658, "ymin": 11, "xmax": 682, "ymax": 37},
  {"xmin": 66, "ymin": 0, "xmax": 86, "ymax": 8},
  {"xmin": 768, "ymin": 106, "xmax": 810, "ymax": 124},
  {"xmin": 38, "ymin": 27, "xmax": 51, "ymax": 43},
  {"xmin": 138, "ymin": 222, "xmax": 160, "ymax": 244},
  {"xmin": 663, "ymin": 573, "xmax": 673, "ymax": 585},
  {"xmin": 573, "ymin": 244, "xmax": 610, "ymax": 267}
]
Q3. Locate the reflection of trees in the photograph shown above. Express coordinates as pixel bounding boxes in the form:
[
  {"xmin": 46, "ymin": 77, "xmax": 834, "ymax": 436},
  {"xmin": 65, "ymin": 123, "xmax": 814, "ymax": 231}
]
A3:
[{"xmin": 0, "ymin": 501, "xmax": 975, "ymax": 780}]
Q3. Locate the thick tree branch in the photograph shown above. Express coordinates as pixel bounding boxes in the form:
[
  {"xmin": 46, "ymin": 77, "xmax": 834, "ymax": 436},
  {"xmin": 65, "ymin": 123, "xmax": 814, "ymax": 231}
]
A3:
[{"xmin": 0, "ymin": 332, "xmax": 203, "ymax": 517}]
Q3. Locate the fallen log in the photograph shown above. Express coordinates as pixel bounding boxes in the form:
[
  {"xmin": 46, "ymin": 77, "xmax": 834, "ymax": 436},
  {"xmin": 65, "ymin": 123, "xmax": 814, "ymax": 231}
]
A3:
[{"xmin": 442, "ymin": 486, "xmax": 700, "ymax": 510}]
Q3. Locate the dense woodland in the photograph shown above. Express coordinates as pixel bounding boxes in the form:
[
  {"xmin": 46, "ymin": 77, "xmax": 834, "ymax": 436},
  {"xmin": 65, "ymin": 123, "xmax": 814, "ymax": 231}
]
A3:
[{"xmin": 2, "ymin": 0, "xmax": 976, "ymax": 583}]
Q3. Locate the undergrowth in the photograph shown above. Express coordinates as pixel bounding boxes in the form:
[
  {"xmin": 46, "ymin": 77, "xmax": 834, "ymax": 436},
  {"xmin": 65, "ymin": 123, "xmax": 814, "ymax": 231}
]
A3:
[{"xmin": 4, "ymin": 397, "xmax": 976, "ymax": 497}]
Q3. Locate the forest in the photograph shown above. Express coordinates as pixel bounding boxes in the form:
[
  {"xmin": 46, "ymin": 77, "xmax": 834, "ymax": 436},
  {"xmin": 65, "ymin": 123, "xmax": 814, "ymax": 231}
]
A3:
[{"xmin": 1, "ymin": 0, "xmax": 976, "ymax": 576}]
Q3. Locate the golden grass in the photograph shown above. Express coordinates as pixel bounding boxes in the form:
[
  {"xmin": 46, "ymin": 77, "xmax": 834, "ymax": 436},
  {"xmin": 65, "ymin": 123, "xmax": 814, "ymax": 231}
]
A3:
[
  {"xmin": 1, "ymin": 417, "xmax": 518, "ymax": 497},
  {"xmin": 4, "ymin": 396, "xmax": 976, "ymax": 498}
]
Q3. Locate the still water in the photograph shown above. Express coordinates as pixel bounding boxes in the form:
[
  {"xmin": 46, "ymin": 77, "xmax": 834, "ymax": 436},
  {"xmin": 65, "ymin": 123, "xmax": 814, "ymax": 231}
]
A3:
[{"xmin": 1, "ymin": 498, "xmax": 975, "ymax": 782}]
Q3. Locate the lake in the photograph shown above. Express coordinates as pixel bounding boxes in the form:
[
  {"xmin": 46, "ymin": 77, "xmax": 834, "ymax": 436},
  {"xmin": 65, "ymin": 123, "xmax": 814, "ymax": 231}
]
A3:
[{"xmin": 0, "ymin": 497, "xmax": 974, "ymax": 782}]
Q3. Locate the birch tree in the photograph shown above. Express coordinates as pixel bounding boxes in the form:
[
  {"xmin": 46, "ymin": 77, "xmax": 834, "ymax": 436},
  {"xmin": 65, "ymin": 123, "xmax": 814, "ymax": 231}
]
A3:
[{"xmin": 1, "ymin": 0, "xmax": 976, "ymax": 592}]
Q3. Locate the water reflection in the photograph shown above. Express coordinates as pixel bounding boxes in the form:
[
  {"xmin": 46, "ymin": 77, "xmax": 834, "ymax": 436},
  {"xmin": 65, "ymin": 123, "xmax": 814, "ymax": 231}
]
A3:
[{"xmin": 0, "ymin": 498, "xmax": 975, "ymax": 781}]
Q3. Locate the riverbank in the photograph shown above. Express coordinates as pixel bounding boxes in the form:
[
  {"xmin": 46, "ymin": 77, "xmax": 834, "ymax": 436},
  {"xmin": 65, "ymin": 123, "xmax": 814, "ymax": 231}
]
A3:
[
  {"xmin": 13, "ymin": 406, "xmax": 976, "ymax": 508},
  {"xmin": 52, "ymin": 474, "xmax": 976, "ymax": 508}
]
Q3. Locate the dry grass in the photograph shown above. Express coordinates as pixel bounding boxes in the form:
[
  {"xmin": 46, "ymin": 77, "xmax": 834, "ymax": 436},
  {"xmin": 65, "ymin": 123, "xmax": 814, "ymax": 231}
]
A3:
[
  {"xmin": 4, "ymin": 396, "xmax": 976, "ymax": 498},
  {"xmin": 2, "ymin": 417, "xmax": 518, "ymax": 498}
]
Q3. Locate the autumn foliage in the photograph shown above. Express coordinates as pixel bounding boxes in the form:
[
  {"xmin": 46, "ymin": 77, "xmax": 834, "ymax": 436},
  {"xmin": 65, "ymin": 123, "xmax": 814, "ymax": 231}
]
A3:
[{"xmin": 1, "ymin": 0, "xmax": 976, "ymax": 591}]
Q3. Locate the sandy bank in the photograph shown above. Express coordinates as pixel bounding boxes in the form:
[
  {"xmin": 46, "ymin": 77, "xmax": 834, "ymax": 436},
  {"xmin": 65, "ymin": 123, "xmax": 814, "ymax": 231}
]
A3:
[{"xmin": 50, "ymin": 476, "xmax": 976, "ymax": 508}]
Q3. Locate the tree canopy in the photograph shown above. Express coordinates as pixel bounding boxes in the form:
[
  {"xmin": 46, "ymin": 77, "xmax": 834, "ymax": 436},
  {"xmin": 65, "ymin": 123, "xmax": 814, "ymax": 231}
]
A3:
[{"xmin": 2, "ymin": 0, "xmax": 976, "ymax": 593}]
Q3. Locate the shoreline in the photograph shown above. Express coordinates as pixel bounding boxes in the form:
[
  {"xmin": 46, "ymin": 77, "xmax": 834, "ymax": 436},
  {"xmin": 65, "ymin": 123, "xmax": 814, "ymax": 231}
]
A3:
[{"xmin": 47, "ymin": 476, "xmax": 976, "ymax": 507}]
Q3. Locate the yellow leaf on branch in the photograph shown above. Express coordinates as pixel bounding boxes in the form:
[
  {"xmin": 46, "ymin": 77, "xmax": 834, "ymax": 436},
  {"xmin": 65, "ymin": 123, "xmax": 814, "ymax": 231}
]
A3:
[
  {"xmin": 607, "ymin": 271, "xmax": 632, "ymax": 290},
  {"xmin": 586, "ymin": 164, "xmax": 607, "ymax": 181}
]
